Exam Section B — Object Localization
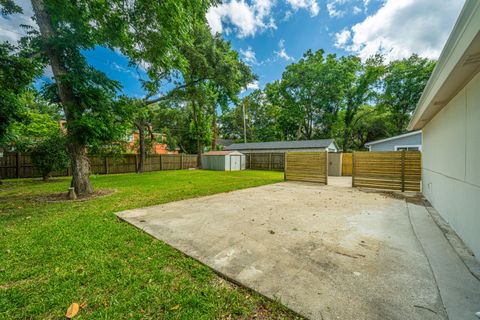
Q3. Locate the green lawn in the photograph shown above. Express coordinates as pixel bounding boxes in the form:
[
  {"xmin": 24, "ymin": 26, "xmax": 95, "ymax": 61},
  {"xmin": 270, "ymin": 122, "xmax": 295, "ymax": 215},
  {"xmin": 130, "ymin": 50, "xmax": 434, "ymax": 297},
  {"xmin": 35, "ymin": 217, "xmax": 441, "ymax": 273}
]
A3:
[{"xmin": 0, "ymin": 170, "xmax": 299, "ymax": 319}]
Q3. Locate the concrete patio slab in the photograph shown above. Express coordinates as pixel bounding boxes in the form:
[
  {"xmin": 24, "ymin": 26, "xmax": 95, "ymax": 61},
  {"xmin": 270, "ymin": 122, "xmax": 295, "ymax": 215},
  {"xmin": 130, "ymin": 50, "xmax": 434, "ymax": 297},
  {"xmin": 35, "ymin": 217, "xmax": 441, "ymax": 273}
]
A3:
[{"xmin": 116, "ymin": 182, "xmax": 446, "ymax": 320}]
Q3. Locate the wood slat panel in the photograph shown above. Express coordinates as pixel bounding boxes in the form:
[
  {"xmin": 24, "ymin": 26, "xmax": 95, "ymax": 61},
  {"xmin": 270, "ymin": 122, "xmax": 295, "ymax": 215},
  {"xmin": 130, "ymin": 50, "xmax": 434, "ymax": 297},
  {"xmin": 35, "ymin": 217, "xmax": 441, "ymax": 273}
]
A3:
[
  {"xmin": 342, "ymin": 153, "xmax": 352, "ymax": 176},
  {"xmin": 245, "ymin": 153, "xmax": 284, "ymax": 171},
  {"xmin": 353, "ymin": 151, "xmax": 421, "ymax": 192},
  {"xmin": 285, "ymin": 152, "xmax": 327, "ymax": 184},
  {"xmin": 0, "ymin": 152, "xmax": 198, "ymax": 179}
]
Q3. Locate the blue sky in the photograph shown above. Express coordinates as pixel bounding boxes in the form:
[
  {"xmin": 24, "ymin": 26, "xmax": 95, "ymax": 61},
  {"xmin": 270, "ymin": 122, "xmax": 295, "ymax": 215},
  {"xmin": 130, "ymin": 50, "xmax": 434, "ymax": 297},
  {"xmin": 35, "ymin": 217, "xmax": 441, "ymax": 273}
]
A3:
[
  {"xmin": 1, "ymin": 0, "xmax": 465, "ymax": 98},
  {"xmin": 222, "ymin": 0, "xmax": 381, "ymax": 91}
]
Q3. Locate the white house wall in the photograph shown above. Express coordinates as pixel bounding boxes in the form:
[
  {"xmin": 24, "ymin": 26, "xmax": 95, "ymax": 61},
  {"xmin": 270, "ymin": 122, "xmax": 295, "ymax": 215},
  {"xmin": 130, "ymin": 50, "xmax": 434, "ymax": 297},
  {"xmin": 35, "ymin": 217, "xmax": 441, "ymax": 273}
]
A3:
[{"xmin": 422, "ymin": 72, "xmax": 480, "ymax": 259}]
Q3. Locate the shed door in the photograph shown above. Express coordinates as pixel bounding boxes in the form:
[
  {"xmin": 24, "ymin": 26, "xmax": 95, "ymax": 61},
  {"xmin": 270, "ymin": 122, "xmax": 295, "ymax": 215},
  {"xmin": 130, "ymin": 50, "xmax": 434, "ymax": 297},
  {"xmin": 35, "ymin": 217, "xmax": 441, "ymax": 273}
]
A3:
[{"xmin": 230, "ymin": 155, "xmax": 241, "ymax": 170}]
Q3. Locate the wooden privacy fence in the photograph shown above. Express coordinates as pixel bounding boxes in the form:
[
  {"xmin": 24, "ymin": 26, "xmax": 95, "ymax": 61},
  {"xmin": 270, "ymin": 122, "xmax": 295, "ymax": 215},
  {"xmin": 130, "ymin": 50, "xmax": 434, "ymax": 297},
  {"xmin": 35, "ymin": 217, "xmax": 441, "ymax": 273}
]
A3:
[
  {"xmin": 352, "ymin": 151, "xmax": 421, "ymax": 192},
  {"xmin": 245, "ymin": 153, "xmax": 284, "ymax": 171},
  {"xmin": 284, "ymin": 151, "xmax": 328, "ymax": 184},
  {"xmin": 342, "ymin": 153, "xmax": 353, "ymax": 176},
  {"xmin": 0, "ymin": 153, "xmax": 198, "ymax": 179}
]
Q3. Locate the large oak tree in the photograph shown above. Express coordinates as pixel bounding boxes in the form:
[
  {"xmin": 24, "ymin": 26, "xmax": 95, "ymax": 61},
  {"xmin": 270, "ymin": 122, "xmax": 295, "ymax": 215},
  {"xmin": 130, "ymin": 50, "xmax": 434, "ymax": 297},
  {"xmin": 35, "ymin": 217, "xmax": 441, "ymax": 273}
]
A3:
[{"xmin": 26, "ymin": 0, "xmax": 215, "ymax": 194}]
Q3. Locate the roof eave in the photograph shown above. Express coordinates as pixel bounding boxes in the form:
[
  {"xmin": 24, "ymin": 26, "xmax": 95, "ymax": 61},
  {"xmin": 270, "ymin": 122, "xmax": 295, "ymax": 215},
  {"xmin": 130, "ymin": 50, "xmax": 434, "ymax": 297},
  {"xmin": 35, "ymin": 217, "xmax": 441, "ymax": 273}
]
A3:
[{"xmin": 364, "ymin": 130, "xmax": 422, "ymax": 146}]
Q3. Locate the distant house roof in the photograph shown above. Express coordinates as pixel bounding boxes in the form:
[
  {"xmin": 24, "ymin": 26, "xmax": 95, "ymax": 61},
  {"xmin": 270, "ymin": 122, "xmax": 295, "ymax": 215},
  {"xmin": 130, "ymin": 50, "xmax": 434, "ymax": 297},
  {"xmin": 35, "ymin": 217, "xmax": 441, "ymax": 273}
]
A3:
[
  {"xmin": 202, "ymin": 150, "xmax": 243, "ymax": 156},
  {"xmin": 364, "ymin": 131, "xmax": 422, "ymax": 146},
  {"xmin": 225, "ymin": 139, "xmax": 338, "ymax": 151}
]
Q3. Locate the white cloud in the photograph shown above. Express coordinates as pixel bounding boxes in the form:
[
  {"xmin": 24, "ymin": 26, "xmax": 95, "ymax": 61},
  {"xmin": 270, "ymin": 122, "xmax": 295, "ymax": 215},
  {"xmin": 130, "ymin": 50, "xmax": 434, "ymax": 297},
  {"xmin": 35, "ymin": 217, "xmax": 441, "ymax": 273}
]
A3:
[
  {"xmin": 326, "ymin": 0, "xmax": 347, "ymax": 18},
  {"xmin": 207, "ymin": 0, "xmax": 320, "ymax": 38},
  {"xmin": 283, "ymin": 10, "xmax": 293, "ymax": 21},
  {"xmin": 336, "ymin": 0, "xmax": 464, "ymax": 62},
  {"xmin": 43, "ymin": 65, "xmax": 54, "ymax": 78},
  {"xmin": 0, "ymin": 0, "xmax": 36, "ymax": 44},
  {"xmin": 352, "ymin": 6, "xmax": 362, "ymax": 15},
  {"xmin": 275, "ymin": 39, "xmax": 294, "ymax": 61},
  {"xmin": 240, "ymin": 46, "xmax": 258, "ymax": 64},
  {"xmin": 206, "ymin": 0, "xmax": 277, "ymax": 38},
  {"xmin": 285, "ymin": 0, "xmax": 319, "ymax": 17},
  {"xmin": 334, "ymin": 28, "xmax": 351, "ymax": 48},
  {"xmin": 247, "ymin": 80, "xmax": 260, "ymax": 90}
]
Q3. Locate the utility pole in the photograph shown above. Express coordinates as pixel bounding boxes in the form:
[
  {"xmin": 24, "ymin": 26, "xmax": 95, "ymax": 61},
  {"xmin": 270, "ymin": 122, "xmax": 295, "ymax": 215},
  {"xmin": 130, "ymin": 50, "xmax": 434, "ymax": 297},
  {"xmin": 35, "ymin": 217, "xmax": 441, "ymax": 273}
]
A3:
[{"xmin": 242, "ymin": 100, "xmax": 247, "ymax": 143}]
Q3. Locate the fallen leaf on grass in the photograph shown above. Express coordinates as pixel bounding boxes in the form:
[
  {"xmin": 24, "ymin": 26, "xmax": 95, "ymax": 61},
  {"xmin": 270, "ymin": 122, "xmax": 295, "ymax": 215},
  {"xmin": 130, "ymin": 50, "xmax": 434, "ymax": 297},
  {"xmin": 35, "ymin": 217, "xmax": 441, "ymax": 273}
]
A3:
[
  {"xmin": 66, "ymin": 303, "xmax": 79, "ymax": 318},
  {"xmin": 170, "ymin": 304, "xmax": 180, "ymax": 310}
]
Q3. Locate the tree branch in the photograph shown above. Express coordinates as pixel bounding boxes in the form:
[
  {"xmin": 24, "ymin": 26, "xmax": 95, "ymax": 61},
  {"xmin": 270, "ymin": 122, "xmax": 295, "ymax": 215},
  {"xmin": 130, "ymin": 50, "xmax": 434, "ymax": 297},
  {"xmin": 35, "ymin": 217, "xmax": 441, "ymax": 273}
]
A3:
[{"xmin": 144, "ymin": 78, "xmax": 207, "ymax": 106}]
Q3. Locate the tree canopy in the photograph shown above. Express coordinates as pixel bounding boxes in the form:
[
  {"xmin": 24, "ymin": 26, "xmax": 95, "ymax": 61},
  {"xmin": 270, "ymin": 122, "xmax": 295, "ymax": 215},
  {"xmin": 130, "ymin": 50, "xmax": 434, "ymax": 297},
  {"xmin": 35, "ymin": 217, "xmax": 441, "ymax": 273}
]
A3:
[
  {"xmin": 219, "ymin": 50, "xmax": 435, "ymax": 151},
  {"xmin": 0, "ymin": 0, "xmax": 219, "ymax": 194}
]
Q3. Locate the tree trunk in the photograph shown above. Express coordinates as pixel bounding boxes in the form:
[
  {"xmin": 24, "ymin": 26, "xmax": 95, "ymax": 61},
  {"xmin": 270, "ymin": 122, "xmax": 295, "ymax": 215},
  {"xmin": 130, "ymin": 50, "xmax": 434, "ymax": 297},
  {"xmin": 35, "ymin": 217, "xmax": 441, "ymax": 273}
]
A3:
[
  {"xmin": 191, "ymin": 100, "xmax": 202, "ymax": 168},
  {"xmin": 211, "ymin": 110, "xmax": 217, "ymax": 150},
  {"xmin": 197, "ymin": 139, "xmax": 203, "ymax": 167},
  {"xmin": 342, "ymin": 129, "xmax": 349, "ymax": 152},
  {"xmin": 31, "ymin": 0, "xmax": 93, "ymax": 195},
  {"xmin": 343, "ymin": 116, "xmax": 353, "ymax": 152},
  {"xmin": 135, "ymin": 122, "xmax": 146, "ymax": 173},
  {"xmin": 68, "ymin": 143, "xmax": 93, "ymax": 194}
]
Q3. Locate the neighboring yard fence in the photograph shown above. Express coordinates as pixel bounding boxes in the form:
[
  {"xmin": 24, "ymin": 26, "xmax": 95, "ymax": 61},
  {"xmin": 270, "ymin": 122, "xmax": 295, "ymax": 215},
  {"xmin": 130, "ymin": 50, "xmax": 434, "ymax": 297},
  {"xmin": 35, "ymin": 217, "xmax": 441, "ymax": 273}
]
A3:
[
  {"xmin": 0, "ymin": 152, "xmax": 198, "ymax": 179},
  {"xmin": 352, "ymin": 151, "xmax": 421, "ymax": 192},
  {"xmin": 245, "ymin": 153, "xmax": 284, "ymax": 171},
  {"xmin": 342, "ymin": 153, "xmax": 353, "ymax": 176},
  {"xmin": 284, "ymin": 151, "xmax": 328, "ymax": 184}
]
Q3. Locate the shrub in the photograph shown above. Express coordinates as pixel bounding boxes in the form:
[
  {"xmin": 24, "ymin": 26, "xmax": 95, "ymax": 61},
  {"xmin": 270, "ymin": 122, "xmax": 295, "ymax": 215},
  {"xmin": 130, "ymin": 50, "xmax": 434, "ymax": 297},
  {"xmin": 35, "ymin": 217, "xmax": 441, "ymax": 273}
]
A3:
[{"xmin": 31, "ymin": 131, "xmax": 69, "ymax": 181}]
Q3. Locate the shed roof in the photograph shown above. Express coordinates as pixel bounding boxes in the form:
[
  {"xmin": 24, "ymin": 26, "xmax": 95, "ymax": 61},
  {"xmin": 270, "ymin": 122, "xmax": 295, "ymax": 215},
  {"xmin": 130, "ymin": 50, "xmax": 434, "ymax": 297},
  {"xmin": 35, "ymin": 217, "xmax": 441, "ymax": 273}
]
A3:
[
  {"xmin": 364, "ymin": 131, "xmax": 422, "ymax": 146},
  {"xmin": 202, "ymin": 150, "xmax": 243, "ymax": 156},
  {"xmin": 225, "ymin": 139, "xmax": 337, "ymax": 151}
]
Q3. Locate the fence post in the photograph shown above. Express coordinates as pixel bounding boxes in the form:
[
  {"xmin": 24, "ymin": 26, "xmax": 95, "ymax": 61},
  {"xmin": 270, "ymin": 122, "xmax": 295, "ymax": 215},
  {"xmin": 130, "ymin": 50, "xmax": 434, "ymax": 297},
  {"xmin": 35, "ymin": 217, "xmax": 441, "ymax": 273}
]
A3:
[
  {"xmin": 249, "ymin": 154, "xmax": 251, "ymax": 169},
  {"xmin": 268, "ymin": 153, "xmax": 272, "ymax": 170},
  {"xmin": 284, "ymin": 153, "xmax": 287, "ymax": 181},
  {"xmin": 160, "ymin": 155, "xmax": 163, "ymax": 170},
  {"xmin": 180, "ymin": 154, "xmax": 184, "ymax": 170},
  {"xmin": 401, "ymin": 150, "xmax": 406, "ymax": 192},
  {"xmin": 104, "ymin": 156, "xmax": 109, "ymax": 174},
  {"xmin": 16, "ymin": 152, "xmax": 20, "ymax": 178},
  {"xmin": 352, "ymin": 151, "xmax": 356, "ymax": 187},
  {"xmin": 325, "ymin": 151, "xmax": 328, "ymax": 185}
]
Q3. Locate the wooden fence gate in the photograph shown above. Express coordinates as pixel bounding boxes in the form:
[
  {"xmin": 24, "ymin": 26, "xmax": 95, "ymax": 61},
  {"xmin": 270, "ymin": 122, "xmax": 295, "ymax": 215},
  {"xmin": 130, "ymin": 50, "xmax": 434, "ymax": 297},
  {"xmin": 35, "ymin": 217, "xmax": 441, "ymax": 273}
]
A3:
[
  {"xmin": 284, "ymin": 151, "xmax": 328, "ymax": 184},
  {"xmin": 352, "ymin": 151, "xmax": 421, "ymax": 192},
  {"xmin": 342, "ymin": 153, "xmax": 353, "ymax": 176}
]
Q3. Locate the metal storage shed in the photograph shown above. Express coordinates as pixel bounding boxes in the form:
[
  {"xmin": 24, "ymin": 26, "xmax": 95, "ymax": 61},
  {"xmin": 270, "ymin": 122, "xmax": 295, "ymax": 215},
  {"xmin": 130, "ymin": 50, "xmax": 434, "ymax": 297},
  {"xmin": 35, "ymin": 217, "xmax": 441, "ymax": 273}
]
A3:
[{"xmin": 201, "ymin": 151, "xmax": 246, "ymax": 171}]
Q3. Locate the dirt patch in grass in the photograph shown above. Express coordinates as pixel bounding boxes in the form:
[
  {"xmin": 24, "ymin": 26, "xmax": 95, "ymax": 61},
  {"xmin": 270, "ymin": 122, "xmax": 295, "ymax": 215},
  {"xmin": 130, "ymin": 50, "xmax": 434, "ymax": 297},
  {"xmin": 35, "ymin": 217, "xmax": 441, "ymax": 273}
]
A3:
[{"xmin": 36, "ymin": 189, "xmax": 116, "ymax": 202}]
